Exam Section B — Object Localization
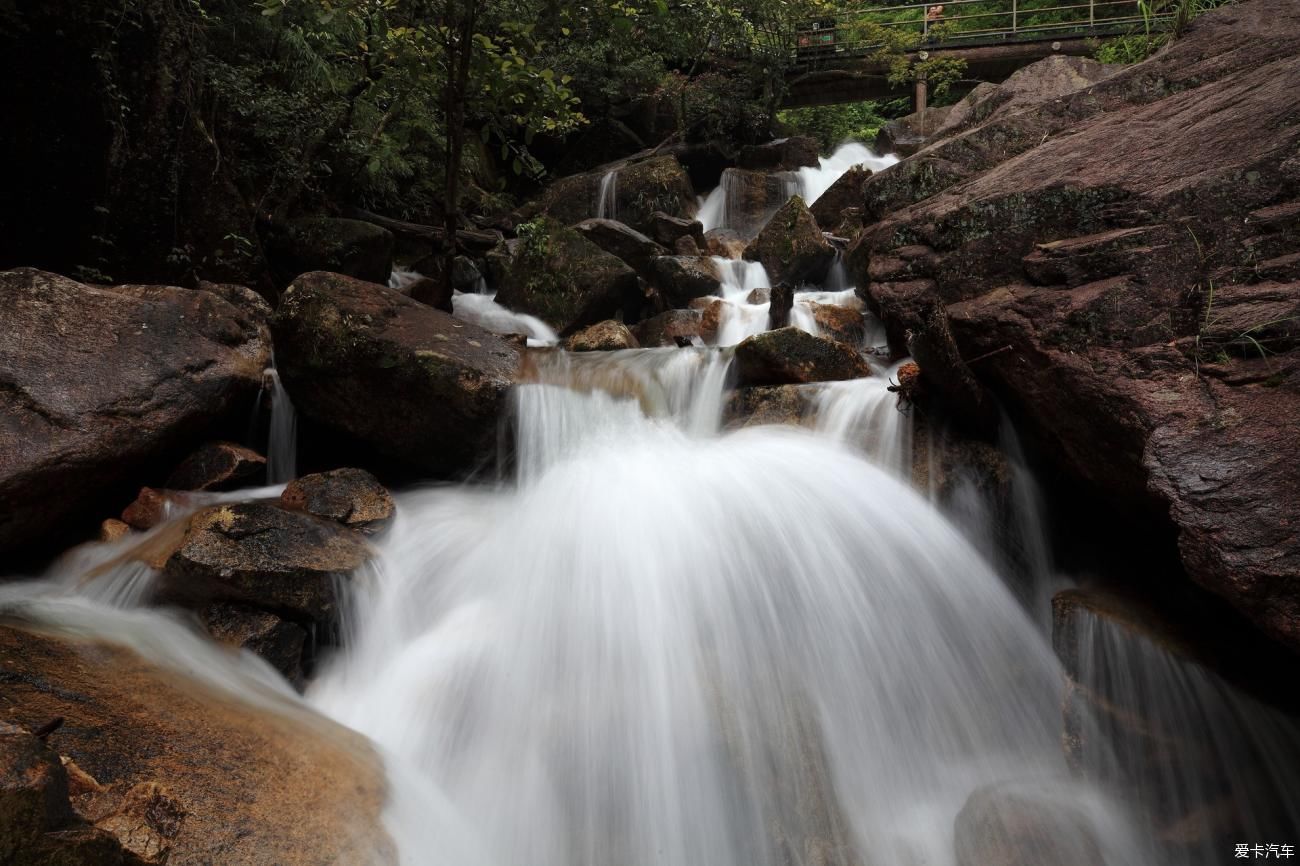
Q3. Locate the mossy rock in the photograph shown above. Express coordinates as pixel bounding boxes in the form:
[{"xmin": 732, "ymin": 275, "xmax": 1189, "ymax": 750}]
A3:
[
  {"xmin": 743, "ymin": 196, "xmax": 834, "ymax": 286},
  {"xmin": 497, "ymin": 217, "xmax": 640, "ymax": 335}
]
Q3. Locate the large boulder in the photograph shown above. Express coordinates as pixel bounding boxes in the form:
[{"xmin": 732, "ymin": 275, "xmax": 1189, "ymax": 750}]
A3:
[
  {"xmin": 733, "ymin": 328, "xmax": 872, "ymax": 386},
  {"xmin": 633, "ymin": 309, "xmax": 704, "ymax": 347},
  {"xmin": 573, "ymin": 218, "xmax": 668, "ymax": 279},
  {"xmin": 162, "ymin": 502, "xmax": 371, "ymax": 635},
  {"xmin": 809, "ymin": 166, "xmax": 872, "ymax": 238},
  {"xmin": 851, "ymin": 0, "xmax": 1300, "ymax": 649},
  {"xmin": 263, "ymin": 217, "xmax": 394, "ymax": 287},
  {"xmin": 0, "ymin": 269, "xmax": 269, "ymax": 556},
  {"xmin": 496, "ymin": 218, "xmax": 640, "ymax": 334},
  {"xmin": 651, "ymin": 256, "xmax": 722, "ymax": 308},
  {"xmin": 273, "ymin": 271, "xmax": 521, "ymax": 476},
  {"xmin": 932, "ymin": 56, "xmax": 1120, "ymax": 142},
  {"xmin": 0, "ymin": 624, "xmax": 391, "ymax": 864},
  {"xmin": 535, "ymin": 156, "xmax": 696, "ymax": 232},
  {"xmin": 743, "ymin": 196, "xmax": 835, "ymax": 286}
]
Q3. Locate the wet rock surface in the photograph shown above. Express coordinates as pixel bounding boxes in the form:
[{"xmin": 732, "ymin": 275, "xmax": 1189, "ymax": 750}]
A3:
[
  {"xmin": 496, "ymin": 218, "xmax": 640, "ymax": 334},
  {"xmin": 162, "ymin": 501, "xmax": 371, "ymax": 634},
  {"xmin": 573, "ymin": 218, "xmax": 668, "ymax": 279},
  {"xmin": 953, "ymin": 781, "xmax": 1104, "ymax": 866},
  {"xmin": 633, "ymin": 309, "xmax": 703, "ymax": 347},
  {"xmin": 563, "ymin": 320, "xmax": 640, "ymax": 352},
  {"xmin": 536, "ymin": 156, "xmax": 696, "ymax": 231},
  {"xmin": 0, "ymin": 625, "xmax": 392, "ymax": 865},
  {"xmin": 0, "ymin": 269, "xmax": 269, "ymax": 556},
  {"xmin": 280, "ymin": 468, "xmax": 395, "ymax": 535},
  {"xmin": 734, "ymin": 328, "xmax": 872, "ymax": 386},
  {"xmin": 850, "ymin": 0, "xmax": 1300, "ymax": 648},
  {"xmin": 737, "ymin": 136, "xmax": 820, "ymax": 171},
  {"xmin": 165, "ymin": 441, "xmax": 266, "ymax": 492},
  {"xmin": 273, "ymin": 271, "xmax": 521, "ymax": 476},
  {"xmin": 744, "ymin": 196, "xmax": 834, "ymax": 287},
  {"xmin": 651, "ymin": 255, "xmax": 722, "ymax": 307}
]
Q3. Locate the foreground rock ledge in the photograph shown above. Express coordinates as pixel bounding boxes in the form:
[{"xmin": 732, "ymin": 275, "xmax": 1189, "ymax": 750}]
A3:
[
  {"xmin": 0, "ymin": 268, "xmax": 270, "ymax": 555},
  {"xmin": 0, "ymin": 623, "xmax": 393, "ymax": 865},
  {"xmin": 273, "ymin": 271, "xmax": 522, "ymax": 476}
]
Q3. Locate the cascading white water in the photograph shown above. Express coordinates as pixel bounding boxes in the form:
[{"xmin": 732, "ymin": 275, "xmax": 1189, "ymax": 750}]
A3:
[
  {"xmin": 793, "ymin": 142, "xmax": 898, "ymax": 208},
  {"xmin": 263, "ymin": 362, "xmax": 298, "ymax": 483},
  {"xmin": 596, "ymin": 169, "xmax": 619, "ymax": 221},
  {"xmin": 453, "ymin": 291, "xmax": 558, "ymax": 346},
  {"xmin": 697, "ymin": 141, "xmax": 898, "ymax": 234},
  {"xmin": 390, "ymin": 265, "xmax": 558, "ymax": 346},
  {"xmin": 309, "ymin": 347, "xmax": 1147, "ymax": 866},
  {"xmin": 711, "ymin": 256, "xmax": 773, "ymax": 346},
  {"xmin": 811, "ymin": 359, "xmax": 914, "ymax": 477}
]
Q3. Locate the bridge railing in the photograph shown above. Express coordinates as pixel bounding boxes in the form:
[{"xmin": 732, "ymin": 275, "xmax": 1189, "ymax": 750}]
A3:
[{"xmin": 793, "ymin": 0, "xmax": 1171, "ymax": 62}]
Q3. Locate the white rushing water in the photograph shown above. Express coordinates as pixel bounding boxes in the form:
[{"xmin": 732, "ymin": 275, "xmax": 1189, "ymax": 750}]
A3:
[
  {"xmin": 697, "ymin": 141, "xmax": 898, "ymax": 234},
  {"xmin": 5, "ymin": 139, "xmax": 1297, "ymax": 866},
  {"xmin": 596, "ymin": 168, "xmax": 619, "ymax": 221},
  {"xmin": 308, "ymin": 348, "xmax": 1143, "ymax": 866},
  {"xmin": 391, "ymin": 265, "xmax": 558, "ymax": 346}
]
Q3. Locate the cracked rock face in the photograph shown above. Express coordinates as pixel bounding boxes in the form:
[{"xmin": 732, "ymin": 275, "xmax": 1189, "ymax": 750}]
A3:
[
  {"xmin": 848, "ymin": 0, "xmax": 1300, "ymax": 648},
  {"xmin": 0, "ymin": 268, "xmax": 270, "ymax": 555}
]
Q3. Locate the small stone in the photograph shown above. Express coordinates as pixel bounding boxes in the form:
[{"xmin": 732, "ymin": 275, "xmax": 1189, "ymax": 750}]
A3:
[
  {"xmin": 564, "ymin": 320, "xmax": 639, "ymax": 352},
  {"xmin": 99, "ymin": 520, "xmax": 132, "ymax": 544},
  {"xmin": 280, "ymin": 468, "xmax": 396, "ymax": 535},
  {"xmin": 121, "ymin": 488, "xmax": 190, "ymax": 531}
]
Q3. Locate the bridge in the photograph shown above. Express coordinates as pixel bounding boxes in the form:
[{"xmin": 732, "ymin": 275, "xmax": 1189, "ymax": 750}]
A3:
[{"xmin": 780, "ymin": 0, "xmax": 1170, "ymax": 107}]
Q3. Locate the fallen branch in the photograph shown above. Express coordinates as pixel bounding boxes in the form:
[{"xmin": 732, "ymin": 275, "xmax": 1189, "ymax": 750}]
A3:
[
  {"xmin": 964, "ymin": 344, "xmax": 1014, "ymax": 365},
  {"xmin": 349, "ymin": 209, "xmax": 503, "ymax": 253}
]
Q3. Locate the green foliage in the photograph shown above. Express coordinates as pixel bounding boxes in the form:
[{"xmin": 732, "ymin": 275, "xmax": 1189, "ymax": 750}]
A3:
[
  {"xmin": 1094, "ymin": 0, "xmax": 1234, "ymax": 63},
  {"xmin": 841, "ymin": 15, "xmax": 969, "ymax": 96},
  {"xmin": 777, "ymin": 101, "xmax": 891, "ymax": 148}
]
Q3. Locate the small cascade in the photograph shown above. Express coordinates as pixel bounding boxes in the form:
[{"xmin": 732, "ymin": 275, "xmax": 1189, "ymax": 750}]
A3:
[
  {"xmin": 792, "ymin": 141, "xmax": 899, "ymax": 207},
  {"xmin": 453, "ymin": 292, "xmax": 559, "ymax": 346},
  {"xmin": 263, "ymin": 362, "xmax": 298, "ymax": 483},
  {"xmin": 710, "ymin": 257, "xmax": 773, "ymax": 346},
  {"xmin": 596, "ymin": 169, "xmax": 619, "ymax": 221},
  {"xmin": 811, "ymin": 359, "xmax": 914, "ymax": 477},
  {"xmin": 1062, "ymin": 603, "xmax": 1300, "ymax": 862},
  {"xmin": 389, "ymin": 266, "xmax": 422, "ymax": 292}
]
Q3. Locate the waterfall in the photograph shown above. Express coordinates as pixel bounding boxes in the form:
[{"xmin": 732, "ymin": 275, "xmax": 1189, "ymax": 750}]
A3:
[
  {"xmin": 306, "ymin": 349, "xmax": 1150, "ymax": 866},
  {"xmin": 263, "ymin": 361, "xmax": 298, "ymax": 484},
  {"xmin": 698, "ymin": 141, "xmax": 898, "ymax": 235},
  {"xmin": 1062, "ymin": 603, "xmax": 1300, "ymax": 862},
  {"xmin": 453, "ymin": 292, "xmax": 558, "ymax": 346},
  {"xmin": 711, "ymin": 256, "xmax": 773, "ymax": 347},
  {"xmin": 792, "ymin": 141, "xmax": 898, "ymax": 208},
  {"xmin": 596, "ymin": 169, "xmax": 619, "ymax": 221},
  {"xmin": 811, "ymin": 359, "xmax": 914, "ymax": 477}
]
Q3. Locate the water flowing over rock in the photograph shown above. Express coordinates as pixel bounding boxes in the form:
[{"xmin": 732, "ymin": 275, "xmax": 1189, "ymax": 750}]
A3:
[
  {"xmin": 0, "ymin": 269, "xmax": 269, "ymax": 556},
  {"xmin": 496, "ymin": 218, "xmax": 641, "ymax": 334},
  {"xmin": 0, "ymin": 622, "xmax": 392, "ymax": 864},
  {"xmin": 743, "ymin": 196, "xmax": 834, "ymax": 286},
  {"xmin": 850, "ymin": 0, "xmax": 1300, "ymax": 648},
  {"xmin": 263, "ymin": 217, "xmax": 394, "ymax": 287},
  {"xmin": 953, "ymin": 781, "xmax": 1107, "ymax": 866},
  {"xmin": 273, "ymin": 271, "xmax": 521, "ymax": 476},
  {"xmin": 535, "ymin": 156, "xmax": 696, "ymax": 231},
  {"xmin": 733, "ymin": 328, "xmax": 872, "ymax": 386}
]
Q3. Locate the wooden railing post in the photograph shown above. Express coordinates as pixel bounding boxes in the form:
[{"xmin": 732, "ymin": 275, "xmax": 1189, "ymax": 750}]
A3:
[{"xmin": 1012, "ymin": 0, "xmax": 1018, "ymax": 33}]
